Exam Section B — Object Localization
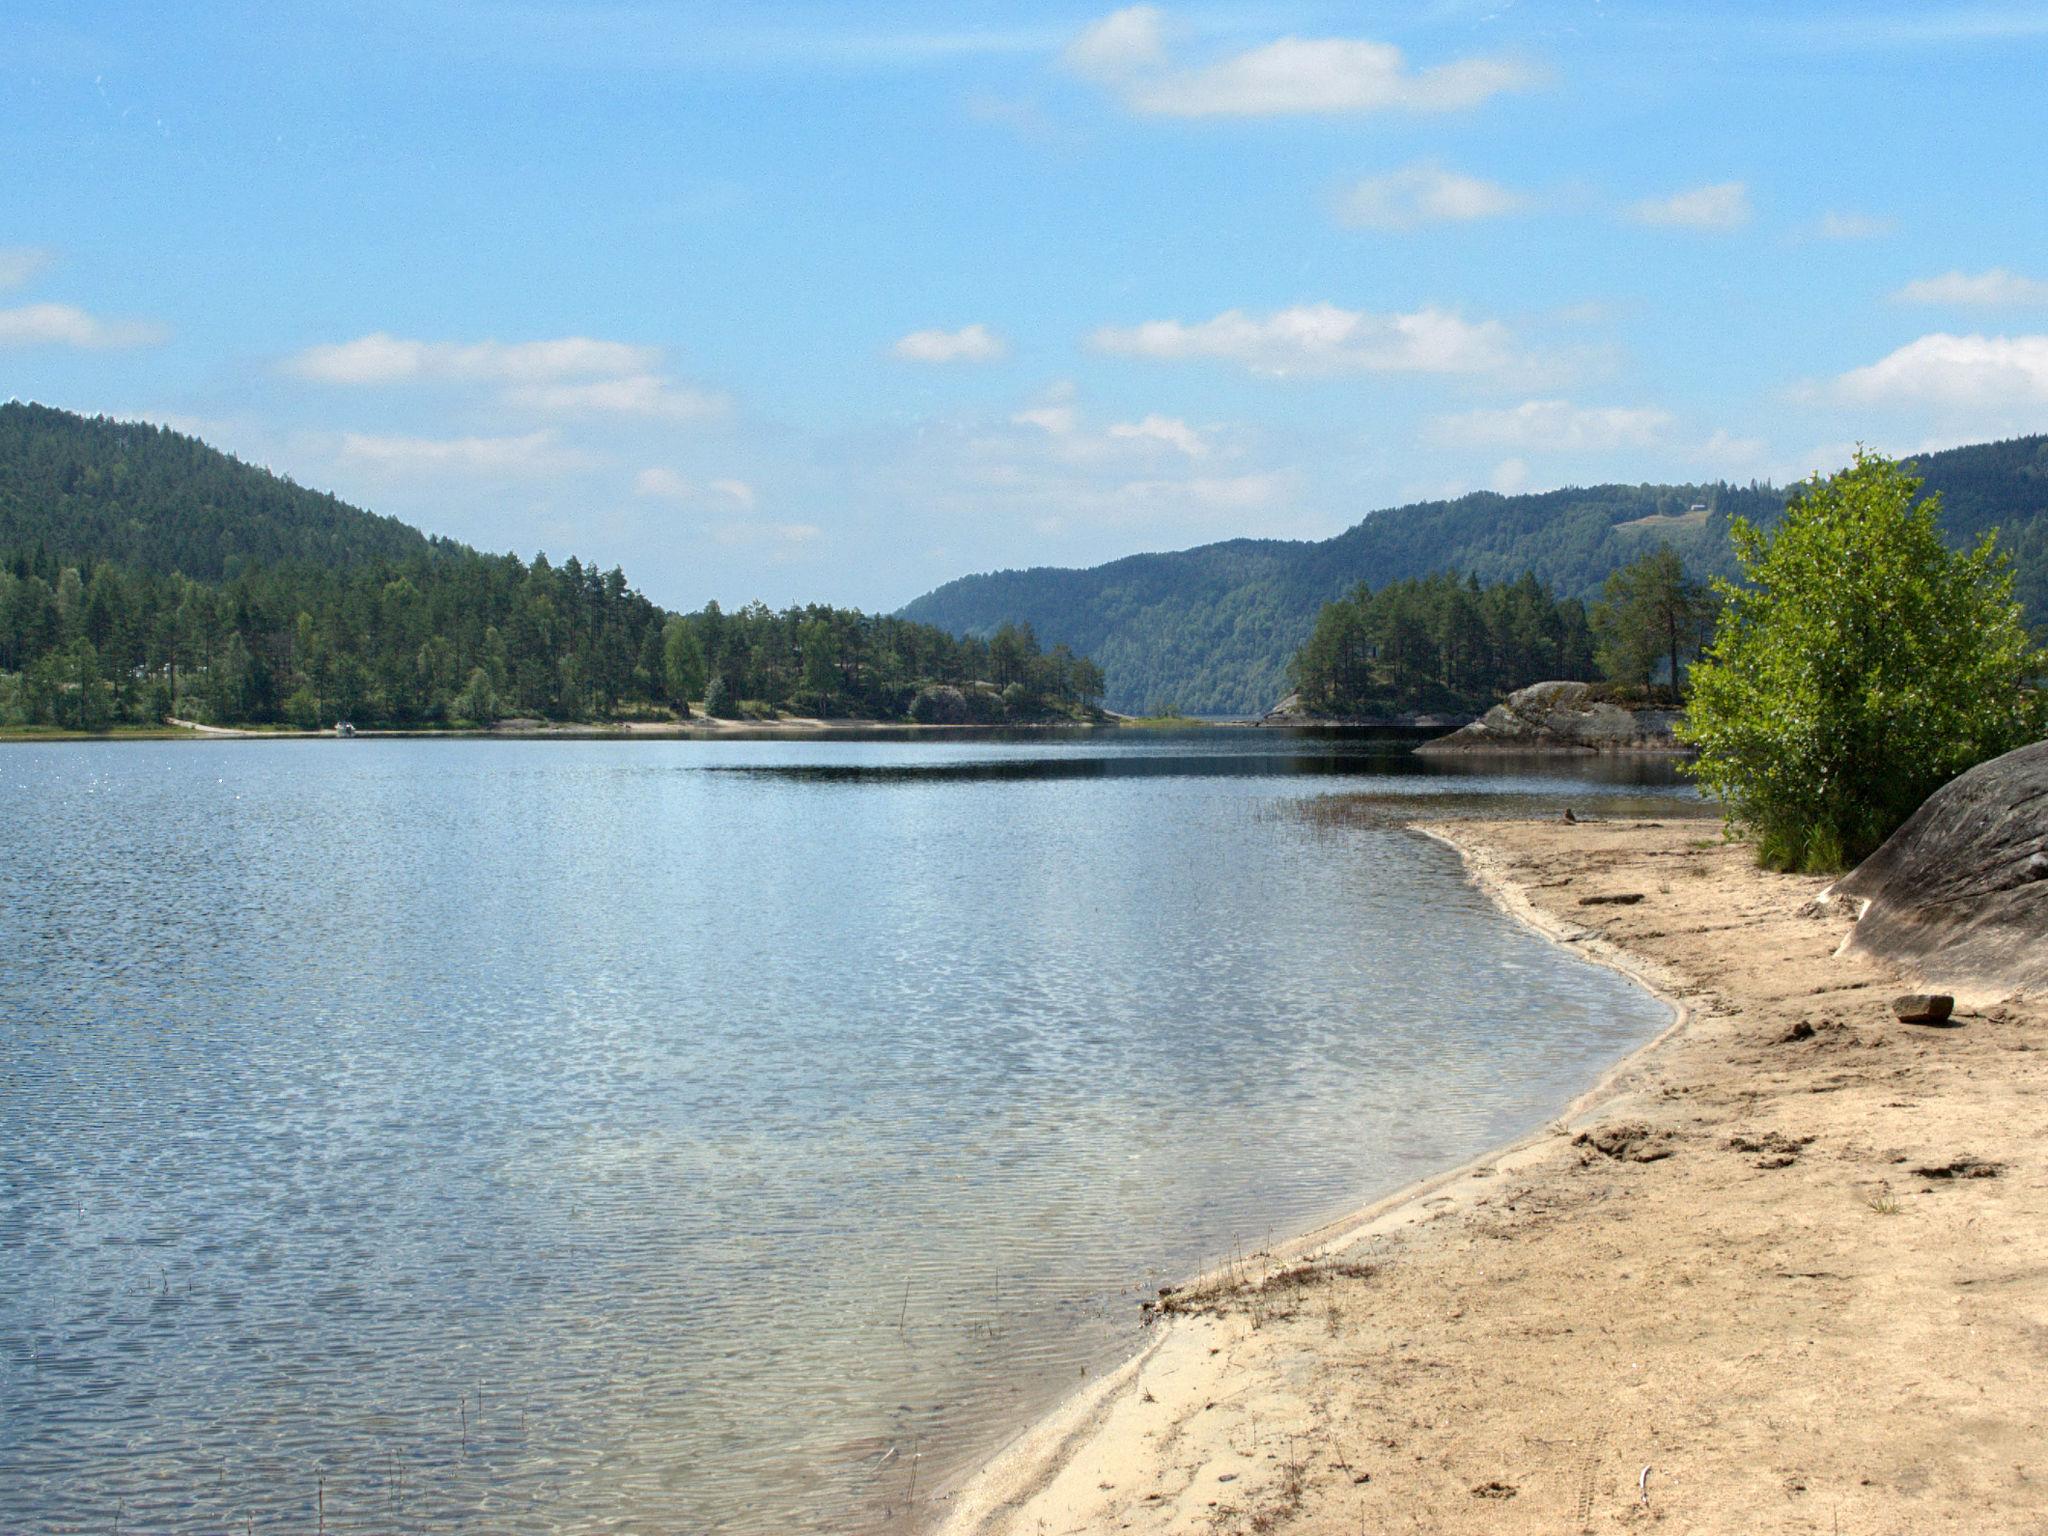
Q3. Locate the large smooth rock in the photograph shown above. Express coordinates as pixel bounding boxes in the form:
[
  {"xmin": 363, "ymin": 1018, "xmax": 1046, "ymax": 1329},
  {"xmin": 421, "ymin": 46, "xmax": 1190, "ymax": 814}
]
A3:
[
  {"xmin": 1416, "ymin": 681, "xmax": 1689, "ymax": 754},
  {"xmin": 1833, "ymin": 739, "xmax": 2048, "ymax": 996}
]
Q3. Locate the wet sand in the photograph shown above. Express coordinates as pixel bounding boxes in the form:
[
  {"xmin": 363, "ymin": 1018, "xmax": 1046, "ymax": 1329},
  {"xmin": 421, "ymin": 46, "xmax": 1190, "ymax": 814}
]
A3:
[{"xmin": 934, "ymin": 817, "xmax": 2048, "ymax": 1534}]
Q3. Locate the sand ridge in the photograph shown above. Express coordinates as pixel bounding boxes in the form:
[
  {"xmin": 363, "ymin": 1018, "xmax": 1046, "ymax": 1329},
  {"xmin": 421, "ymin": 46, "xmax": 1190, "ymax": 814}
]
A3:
[{"xmin": 931, "ymin": 818, "xmax": 2048, "ymax": 1535}]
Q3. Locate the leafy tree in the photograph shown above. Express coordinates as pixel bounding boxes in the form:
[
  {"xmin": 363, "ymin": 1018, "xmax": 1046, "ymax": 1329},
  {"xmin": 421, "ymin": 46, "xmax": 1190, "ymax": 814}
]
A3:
[
  {"xmin": 450, "ymin": 666, "xmax": 499, "ymax": 724},
  {"xmin": 1592, "ymin": 545, "xmax": 1716, "ymax": 693},
  {"xmin": 661, "ymin": 616, "xmax": 706, "ymax": 714},
  {"xmin": 1291, "ymin": 570, "xmax": 1598, "ymax": 716},
  {"xmin": 1683, "ymin": 451, "xmax": 2046, "ymax": 872},
  {"xmin": 702, "ymin": 672, "xmax": 734, "ymax": 719}
]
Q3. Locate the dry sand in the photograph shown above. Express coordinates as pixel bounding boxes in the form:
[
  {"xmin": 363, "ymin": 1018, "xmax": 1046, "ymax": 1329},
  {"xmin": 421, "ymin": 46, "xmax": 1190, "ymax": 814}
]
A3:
[{"xmin": 933, "ymin": 817, "xmax": 2048, "ymax": 1535}]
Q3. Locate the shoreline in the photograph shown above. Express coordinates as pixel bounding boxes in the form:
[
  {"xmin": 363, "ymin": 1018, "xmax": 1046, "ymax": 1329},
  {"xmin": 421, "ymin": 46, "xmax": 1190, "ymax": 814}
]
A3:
[
  {"xmin": 932, "ymin": 817, "xmax": 2048, "ymax": 1534},
  {"xmin": 928, "ymin": 819, "xmax": 1696, "ymax": 1534},
  {"xmin": 0, "ymin": 715, "xmax": 1152, "ymax": 743}
]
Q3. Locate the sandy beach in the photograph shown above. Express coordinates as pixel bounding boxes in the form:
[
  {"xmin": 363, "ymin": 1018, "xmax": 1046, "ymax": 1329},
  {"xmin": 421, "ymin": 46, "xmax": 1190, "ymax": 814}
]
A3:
[{"xmin": 934, "ymin": 817, "xmax": 2048, "ymax": 1535}]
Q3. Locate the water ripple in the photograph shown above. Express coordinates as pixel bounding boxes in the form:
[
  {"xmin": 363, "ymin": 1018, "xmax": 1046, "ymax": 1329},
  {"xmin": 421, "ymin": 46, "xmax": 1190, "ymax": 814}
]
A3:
[{"xmin": 0, "ymin": 737, "xmax": 1682, "ymax": 1533}]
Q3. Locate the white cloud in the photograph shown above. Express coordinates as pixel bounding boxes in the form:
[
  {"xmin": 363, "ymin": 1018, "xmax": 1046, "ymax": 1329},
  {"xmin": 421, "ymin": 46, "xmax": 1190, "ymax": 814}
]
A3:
[
  {"xmin": 709, "ymin": 477, "xmax": 757, "ymax": 509},
  {"xmin": 1893, "ymin": 269, "xmax": 2048, "ymax": 308},
  {"xmin": 1694, "ymin": 429, "xmax": 1773, "ymax": 472},
  {"xmin": 1836, "ymin": 332, "xmax": 2048, "ymax": 406},
  {"xmin": 1106, "ymin": 413, "xmax": 1209, "ymax": 457},
  {"xmin": 635, "ymin": 468, "xmax": 758, "ymax": 507},
  {"xmin": 1008, "ymin": 389, "xmax": 1214, "ymax": 462},
  {"xmin": 1337, "ymin": 163, "xmax": 1524, "ymax": 230},
  {"xmin": 1489, "ymin": 457, "xmax": 1533, "ymax": 494},
  {"xmin": 1427, "ymin": 399, "xmax": 1673, "ymax": 453},
  {"xmin": 287, "ymin": 332, "xmax": 661, "ymax": 386},
  {"xmin": 1091, "ymin": 302, "xmax": 1514, "ymax": 377},
  {"xmin": 0, "ymin": 247, "xmax": 55, "ymax": 291},
  {"xmin": 507, "ymin": 373, "xmax": 726, "ymax": 421},
  {"xmin": 1626, "ymin": 181, "xmax": 1751, "ymax": 231},
  {"xmin": 1013, "ymin": 402, "xmax": 1080, "ymax": 435},
  {"xmin": 0, "ymin": 302, "xmax": 166, "ymax": 349},
  {"xmin": 290, "ymin": 331, "xmax": 724, "ymax": 432},
  {"xmin": 1811, "ymin": 210, "xmax": 1895, "ymax": 240},
  {"xmin": 634, "ymin": 466, "xmax": 694, "ymax": 500},
  {"xmin": 891, "ymin": 323, "xmax": 1007, "ymax": 363},
  {"xmin": 337, "ymin": 429, "xmax": 592, "ymax": 477},
  {"xmin": 1063, "ymin": 5, "xmax": 1166, "ymax": 78},
  {"xmin": 1064, "ymin": 8, "xmax": 1537, "ymax": 117}
]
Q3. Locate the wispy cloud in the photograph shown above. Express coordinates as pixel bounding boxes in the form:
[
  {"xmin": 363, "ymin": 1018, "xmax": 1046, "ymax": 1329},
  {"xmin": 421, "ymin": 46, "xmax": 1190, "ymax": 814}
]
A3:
[
  {"xmin": 1064, "ymin": 6, "xmax": 1167, "ymax": 78},
  {"xmin": 1091, "ymin": 302, "xmax": 1515, "ymax": 377},
  {"xmin": 892, "ymin": 323, "xmax": 1008, "ymax": 363},
  {"xmin": 1009, "ymin": 386, "xmax": 1215, "ymax": 462},
  {"xmin": 337, "ymin": 429, "xmax": 594, "ymax": 477},
  {"xmin": 507, "ymin": 373, "xmax": 727, "ymax": 421},
  {"xmin": 1836, "ymin": 332, "xmax": 2048, "ymax": 405},
  {"xmin": 0, "ymin": 302, "xmax": 167, "ymax": 349},
  {"xmin": 1106, "ymin": 413, "xmax": 1209, "ymax": 457},
  {"xmin": 634, "ymin": 467, "xmax": 757, "ymax": 508},
  {"xmin": 288, "ymin": 330, "xmax": 725, "ymax": 424},
  {"xmin": 1337, "ymin": 162, "xmax": 1526, "ymax": 231},
  {"xmin": 287, "ymin": 332, "xmax": 659, "ymax": 385},
  {"xmin": 1768, "ymin": 9, "xmax": 2048, "ymax": 48},
  {"xmin": 1893, "ymin": 268, "xmax": 2048, "ymax": 307},
  {"xmin": 1064, "ymin": 6, "xmax": 1539, "ymax": 118},
  {"xmin": 1626, "ymin": 181, "xmax": 1751, "ymax": 231},
  {"xmin": 1808, "ymin": 209, "xmax": 1896, "ymax": 240},
  {"xmin": 1427, "ymin": 399, "xmax": 1673, "ymax": 453},
  {"xmin": 0, "ymin": 246, "xmax": 56, "ymax": 292}
]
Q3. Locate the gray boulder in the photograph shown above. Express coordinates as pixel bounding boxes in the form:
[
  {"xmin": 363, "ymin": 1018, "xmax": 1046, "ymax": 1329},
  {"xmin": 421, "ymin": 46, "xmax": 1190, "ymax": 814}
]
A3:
[
  {"xmin": 1833, "ymin": 739, "xmax": 2048, "ymax": 996},
  {"xmin": 1416, "ymin": 681, "xmax": 1689, "ymax": 754}
]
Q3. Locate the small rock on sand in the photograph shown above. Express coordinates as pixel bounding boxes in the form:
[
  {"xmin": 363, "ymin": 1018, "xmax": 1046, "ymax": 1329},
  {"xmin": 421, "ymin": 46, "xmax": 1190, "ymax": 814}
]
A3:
[{"xmin": 1893, "ymin": 994, "xmax": 1956, "ymax": 1025}]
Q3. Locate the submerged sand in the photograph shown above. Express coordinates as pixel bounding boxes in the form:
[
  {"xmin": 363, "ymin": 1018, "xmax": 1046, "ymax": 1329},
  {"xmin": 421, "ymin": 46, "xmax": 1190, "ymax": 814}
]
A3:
[{"xmin": 934, "ymin": 818, "xmax": 2048, "ymax": 1534}]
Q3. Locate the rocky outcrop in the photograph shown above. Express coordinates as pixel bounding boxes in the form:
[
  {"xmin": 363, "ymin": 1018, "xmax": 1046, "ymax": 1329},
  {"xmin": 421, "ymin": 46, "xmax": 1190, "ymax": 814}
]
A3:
[
  {"xmin": 1255, "ymin": 692, "xmax": 1464, "ymax": 729},
  {"xmin": 1832, "ymin": 739, "xmax": 2048, "ymax": 996},
  {"xmin": 1415, "ymin": 681, "xmax": 1689, "ymax": 754}
]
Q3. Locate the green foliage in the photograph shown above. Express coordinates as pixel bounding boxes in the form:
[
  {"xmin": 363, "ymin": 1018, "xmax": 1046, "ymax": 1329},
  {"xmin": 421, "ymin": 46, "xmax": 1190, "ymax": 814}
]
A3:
[
  {"xmin": 1591, "ymin": 545, "xmax": 1718, "ymax": 691},
  {"xmin": 1291, "ymin": 571, "xmax": 1596, "ymax": 716},
  {"xmin": 905, "ymin": 435, "xmax": 2048, "ymax": 714},
  {"xmin": 661, "ymin": 617, "xmax": 707, "ymax": 714},
  {"xmin": 702, "ymin": 672, "xmax": 734, "ymax": 719},
  {"xmin": 1682, "ymin": 451, "xmax": 2047, "ymax": 872},
  {"xmin": 0, "ymin": 405, "xmax": 1108, "ymax": 730},
  {"xmin": 0, "ymin": 401, "xmax": 435, "ymax": 578}
]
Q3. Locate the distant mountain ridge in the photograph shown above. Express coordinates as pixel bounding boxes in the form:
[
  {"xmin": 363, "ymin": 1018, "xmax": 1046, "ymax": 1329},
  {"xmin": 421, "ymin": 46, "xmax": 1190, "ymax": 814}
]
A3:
[{"xmin": 901, "ymin": 435, "xmax": 2048, "ymax": 715}]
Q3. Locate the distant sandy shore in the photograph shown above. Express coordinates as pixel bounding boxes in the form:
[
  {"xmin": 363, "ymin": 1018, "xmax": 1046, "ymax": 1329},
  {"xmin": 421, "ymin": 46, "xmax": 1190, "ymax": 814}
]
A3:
[
  {"xmin": 933, "ymin": 817, "xmax": 2048, "ymax": 1534},
  {"xmin": 17, "ymin": 714, "xmax": 1132, "ymax": 741}
]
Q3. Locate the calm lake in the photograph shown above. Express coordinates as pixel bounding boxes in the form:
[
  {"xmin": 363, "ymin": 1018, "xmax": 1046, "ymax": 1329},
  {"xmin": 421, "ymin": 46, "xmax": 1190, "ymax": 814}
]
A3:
[{"xmin": 0, "ymin": 732, "xmax": 1695, "ymax": 1534}]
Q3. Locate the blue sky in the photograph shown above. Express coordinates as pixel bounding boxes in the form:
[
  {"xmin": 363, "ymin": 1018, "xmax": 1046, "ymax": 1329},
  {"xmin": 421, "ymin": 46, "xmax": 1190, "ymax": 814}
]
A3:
[{"xmin": 5, "ymin": 2, "xmax": 2048, "ymax": 612}]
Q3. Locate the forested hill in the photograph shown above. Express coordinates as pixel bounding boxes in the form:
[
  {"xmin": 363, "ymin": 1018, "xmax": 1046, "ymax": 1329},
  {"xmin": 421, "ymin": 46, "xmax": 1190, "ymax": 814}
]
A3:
[
  {"xmin": 0, "ymin": 401, "xmax": 440, "ymax": 579},
  {"xmin": 0, "ymin": 404, "xmax": 1104, "ymax": 731},
  {"xmin": 902, "ymin": 434, "xmax": 2048, "ymax": 716}
]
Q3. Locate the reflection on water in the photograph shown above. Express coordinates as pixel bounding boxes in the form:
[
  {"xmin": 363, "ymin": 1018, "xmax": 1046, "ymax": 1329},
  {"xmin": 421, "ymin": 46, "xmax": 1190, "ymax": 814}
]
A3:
[{"xmin": 0, "ymin": 734, "xmax": 1683, "ymax": 1534}]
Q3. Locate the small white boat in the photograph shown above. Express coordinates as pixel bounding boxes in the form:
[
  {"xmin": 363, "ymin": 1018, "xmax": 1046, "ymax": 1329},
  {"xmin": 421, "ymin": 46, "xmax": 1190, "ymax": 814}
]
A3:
[{"xmin": 335, "ymin": 721, "xmax": 356, "ymax": 737}]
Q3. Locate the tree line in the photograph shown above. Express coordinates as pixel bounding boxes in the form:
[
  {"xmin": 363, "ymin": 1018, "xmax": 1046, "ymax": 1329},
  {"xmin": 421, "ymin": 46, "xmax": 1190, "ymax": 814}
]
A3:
[
  {"xmin": 0, "ymin": 544, "xmax": 1104, "ymax": 730},
  {"xmin": 1290, "ymin": 553, "xmax": 1725, "ymax": 717}
]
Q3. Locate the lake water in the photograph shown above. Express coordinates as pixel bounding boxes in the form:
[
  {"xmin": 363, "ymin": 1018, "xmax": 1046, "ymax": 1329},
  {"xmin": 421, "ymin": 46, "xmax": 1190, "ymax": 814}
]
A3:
[{"xmin": 0, "ymin": 733, "xmax": 1694, "ymax": 1534}]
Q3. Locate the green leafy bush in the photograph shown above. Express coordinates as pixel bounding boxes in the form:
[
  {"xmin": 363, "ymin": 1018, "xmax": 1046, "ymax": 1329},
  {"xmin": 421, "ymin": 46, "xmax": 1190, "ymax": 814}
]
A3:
[{"xmin": 1682, "ymin": 451, "xmax": 2045, "ymax": 871}]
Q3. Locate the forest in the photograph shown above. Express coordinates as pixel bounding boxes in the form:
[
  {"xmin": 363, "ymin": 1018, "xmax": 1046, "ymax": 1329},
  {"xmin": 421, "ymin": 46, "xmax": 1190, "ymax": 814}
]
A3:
[
  {"xmin": 0, "ymin": 545, "xmax": 1102, "ymax": 730},
  {"xmin": 0, "ymin": 405, "xmax": 1103, "ymax": 730},
  {"xmin": 1289, "ymin": 571, "xmax": 1600, "ymax": 716},
  {"xmin": 905, "ymin": 433, "xmax": 2048, "ymax": 715}
]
